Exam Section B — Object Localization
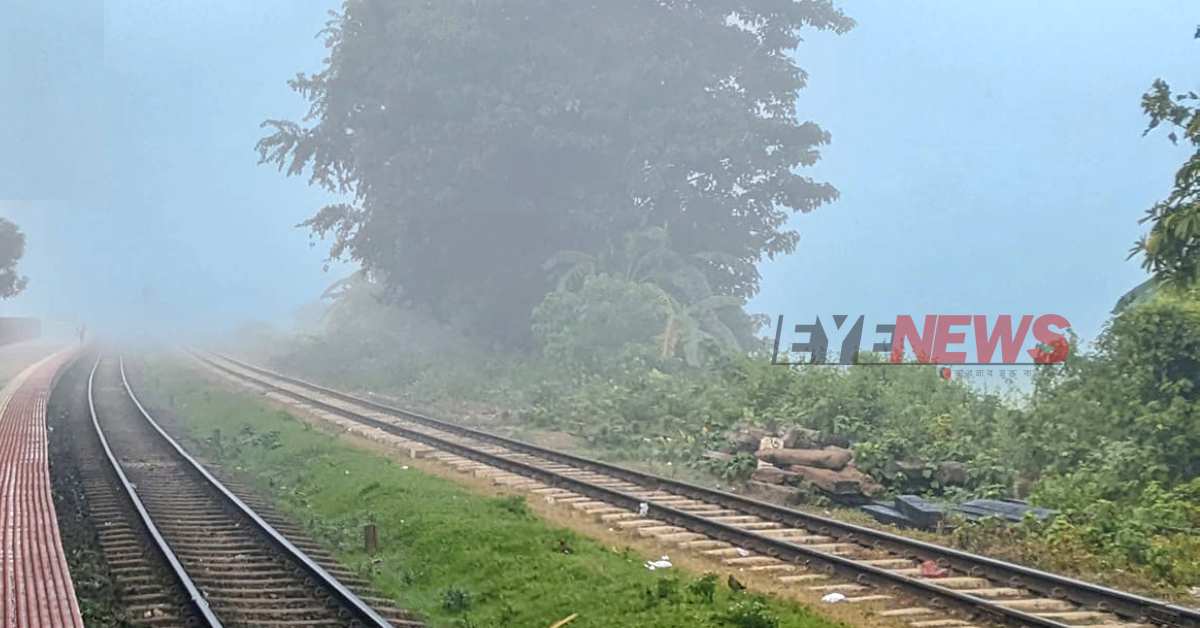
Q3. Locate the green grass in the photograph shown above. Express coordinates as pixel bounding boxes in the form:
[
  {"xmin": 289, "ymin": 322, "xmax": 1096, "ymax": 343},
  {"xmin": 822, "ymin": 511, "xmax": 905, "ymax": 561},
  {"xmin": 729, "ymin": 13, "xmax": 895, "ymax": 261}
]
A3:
[{"xmin": 134, "ymin": 358, "xmax": 844, "ymax": 628}]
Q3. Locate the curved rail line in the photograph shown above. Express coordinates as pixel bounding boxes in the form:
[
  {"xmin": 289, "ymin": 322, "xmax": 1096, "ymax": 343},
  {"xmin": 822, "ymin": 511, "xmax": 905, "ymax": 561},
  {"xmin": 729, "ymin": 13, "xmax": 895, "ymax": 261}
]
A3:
[
  {"xmin": 198, "ymin": 351, "xmax": 1200, "ymax": 628},
  {"xmin": 88, "ymin": 355, "xmax": 412, "ymax": 627},
  {"xmin": 86, "ymin": 357, "xmax": 222, "ymax": 626}
]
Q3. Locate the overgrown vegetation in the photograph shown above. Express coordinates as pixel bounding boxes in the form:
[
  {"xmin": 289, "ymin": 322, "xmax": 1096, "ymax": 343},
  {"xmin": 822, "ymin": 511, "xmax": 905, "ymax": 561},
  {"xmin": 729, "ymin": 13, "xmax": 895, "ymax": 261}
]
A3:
[
  {"xmin": 245, "ymin": 2, "xmax": 1200, "ymax": 601},
  {"xmin": 137, "ymin": 359, "xmax": 844, "ymax": 628},
  {"xmin": 248, "ymin": 277, "xmax": 1200, "ymax": 596},
  {"xmin": 1019, "ymin": 288, "xmax": 1200, "ymax": 586}
]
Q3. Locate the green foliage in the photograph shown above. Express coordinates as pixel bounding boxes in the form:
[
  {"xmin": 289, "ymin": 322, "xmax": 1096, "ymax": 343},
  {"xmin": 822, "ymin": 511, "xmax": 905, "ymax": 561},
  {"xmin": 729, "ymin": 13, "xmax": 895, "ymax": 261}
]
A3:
[
  {"xmin": 532, "ymin": 274, "xmax": 672, "ymax": 370},
  {"xmin": 258, "ymin": 0, "xmax": 852, "ymax": 343},
  {"xmin": 640, "ymin": 577, "xmax": 681, "ymax": 608},
  {"xmin": 1033, "ymin": 475, "xmax": 1200, "ymax": 585},
  {"xmin": 519, "ymin": 304, "xmax": 1200, "ymax": 587},
  {"xmin": 440, "ymin": 586, "xmax": 472, "ymax": 613},
  {"xmin": 492, "ymin": 495, "xmax": 531, "ymax": 518},
  {"xmin": 719, "ymin": 597, "xmax": 779, "ymax": 628},
  {"xmin": 204, "ymin": 425, "xmax": 283, "ymax": 460},
  {"xmin": 1133, "ymin": 28, "xmax": 1200, "ymax": 286},
  {"xmin": 1012, "ymin": 291, "xmax": 1200, "ymax": 586},
  {"xmin": 544, "ymin": 227, "xmax": 705, "ymax": 296},
  {"xmin": 1022, "ymin": 292, "xmax": 1200, "ymax": 483},
  {"xmin": 698, "ymin": 453, "xmax": 759, "ymax": 483},
  {"xmin": 248, "ymin": 261, "xmax": 1200, "ymax": 590},
  {"xmin": 687, "ymin": 573, "xmax": 719, "ymax": 604},
  {"xmin": 522, "ymin": 355, "xmax": 737, "ymax": 463},
  {"xmin": 544, "ymin": 226, "xmax": 757, "ymax": 365},
  {"xmin": 0, "ymin": 217, "xmax": 28, "ymax": 299},
  {"xmin": 137, "ymin": 359, "xmax": 841, "ymax": 628},
  {"xmin": 523, "ymin": 351, "xmax": 1017, "ymax": 492}
]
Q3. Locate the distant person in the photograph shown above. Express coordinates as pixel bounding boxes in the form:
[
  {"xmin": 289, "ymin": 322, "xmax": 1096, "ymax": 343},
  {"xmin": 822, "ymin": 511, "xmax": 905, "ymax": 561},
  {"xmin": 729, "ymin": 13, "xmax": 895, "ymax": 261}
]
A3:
[{"xmin": 78, "ymin": 324, "xmax": 87, "ymax": 345}]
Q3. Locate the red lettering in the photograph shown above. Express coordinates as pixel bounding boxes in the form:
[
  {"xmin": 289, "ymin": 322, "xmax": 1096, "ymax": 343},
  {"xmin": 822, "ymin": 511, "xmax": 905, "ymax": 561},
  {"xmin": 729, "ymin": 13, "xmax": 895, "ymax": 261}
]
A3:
[
  {"xmin": 1028, "ymin": 314, "xmax": 1071, "ymax": 364},
  {"xmin": 974, "ymin": 315, "xmax": 1033, "ymax": 364},
  {"xmin": 932, "ymin": 315, "xmax": 971, "ymax": 363},
  {"xmin": 891, "ymin": 315, "xmax": 938, "ymax": 363}
]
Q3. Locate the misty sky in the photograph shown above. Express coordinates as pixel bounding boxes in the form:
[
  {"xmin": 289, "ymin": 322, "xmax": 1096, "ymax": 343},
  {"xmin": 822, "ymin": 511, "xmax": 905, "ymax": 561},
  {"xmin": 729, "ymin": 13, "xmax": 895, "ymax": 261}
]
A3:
[{"xmin": 1, "ymin": 1, "xmax": 1197, "ymax": 346}]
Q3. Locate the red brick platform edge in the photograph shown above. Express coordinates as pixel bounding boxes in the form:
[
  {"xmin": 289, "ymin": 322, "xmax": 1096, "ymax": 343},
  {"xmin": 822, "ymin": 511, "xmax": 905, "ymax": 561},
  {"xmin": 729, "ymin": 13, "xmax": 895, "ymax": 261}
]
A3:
[{"xmin": 0, "ymin": 349, "xmax": 84, "ymax": 628}]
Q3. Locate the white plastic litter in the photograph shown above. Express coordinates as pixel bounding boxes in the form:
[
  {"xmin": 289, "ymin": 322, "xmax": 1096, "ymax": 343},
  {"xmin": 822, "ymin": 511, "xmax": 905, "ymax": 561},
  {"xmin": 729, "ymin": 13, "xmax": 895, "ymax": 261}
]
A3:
[
  {"xmin": 644, "ymin": 555, "xmax": 673, "ymax": 570},
  {"xmin": 820, "ymin": 593, "xmax": 846, "ymax": 604},
  {"xmin": 638, "ymin": 502, "xmax": 649, "ymax": 516},
  {"xmin": 735, "ymin": 548, "xmax": 751, "ymax": 557}
]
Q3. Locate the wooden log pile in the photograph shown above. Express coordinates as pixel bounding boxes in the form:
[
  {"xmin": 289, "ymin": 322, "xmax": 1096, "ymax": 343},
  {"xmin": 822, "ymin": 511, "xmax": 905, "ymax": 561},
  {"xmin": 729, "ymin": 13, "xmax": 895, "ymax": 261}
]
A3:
[
  {"xmin": 717, "ymin": 423, "xmax": 971, "ymax": 507},
  {"xmin": 749, "ymin": 431, "xmax": 882, "ymax": 501},
  {"xmin": 757, "ymin": 446, "xmax": 852, "ymax": 470}
]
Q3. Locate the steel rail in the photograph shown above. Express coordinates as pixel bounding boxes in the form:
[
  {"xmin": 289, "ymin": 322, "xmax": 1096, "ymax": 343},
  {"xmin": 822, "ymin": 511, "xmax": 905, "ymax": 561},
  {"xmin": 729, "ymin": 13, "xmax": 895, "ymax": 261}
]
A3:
[
  {"xmin": 194, "ymin": 352, "xmax": 1120, "ymax": 628},
  {"xmin": 114, "ymin": 357, "xmax": 396, "ymax": 628},
  {"xmin": 87, "ymin": 357, "xmax": 224, "ymax": 627},
  {"xmin": 204, "ymin": 350, "xmax": 1200, "ymax": 628}
]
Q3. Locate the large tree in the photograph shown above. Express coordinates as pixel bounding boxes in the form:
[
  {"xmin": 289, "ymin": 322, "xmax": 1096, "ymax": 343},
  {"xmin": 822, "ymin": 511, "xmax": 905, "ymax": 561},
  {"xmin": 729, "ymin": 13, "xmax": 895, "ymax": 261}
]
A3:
[
  {"xmin": 0, "ymin": 218, "xmax": 27, "ymax": 299},
  {"xmin": 260, "ymin": 0, "xmax": 853, "ymax": 343},
  {"xmin": 1133, "ymin": 26, "xmax": 1200, "ymax": 286}
]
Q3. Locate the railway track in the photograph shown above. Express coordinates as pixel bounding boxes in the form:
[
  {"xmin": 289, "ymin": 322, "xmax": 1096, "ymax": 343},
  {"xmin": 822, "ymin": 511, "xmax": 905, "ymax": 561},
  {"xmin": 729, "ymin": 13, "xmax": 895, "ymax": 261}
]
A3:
[
  {"xmin": 195, "ymin": 350, "xmax": 1200, "ymax": 628},
  {"xmin": 85, "ymin": 355, "xmax": 421, "ymax": 628}
]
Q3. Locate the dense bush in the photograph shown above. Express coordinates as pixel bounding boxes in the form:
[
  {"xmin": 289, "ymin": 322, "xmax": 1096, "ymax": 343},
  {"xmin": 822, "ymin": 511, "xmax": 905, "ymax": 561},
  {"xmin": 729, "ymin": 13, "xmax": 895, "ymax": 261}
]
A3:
[
  {"xmin": 1012, "ymin": 290, "xmax": 1200, "ymax": 585},
  {"xmin": 522, "ymin": 351, "xmax": 1020, "ymax": 492},
  {"xmin": 1032, "ymin": 473, "xmax": 1200, "ymax": 585},
  {"xmin": 262, "ymin": 279, "xmax": 1200, "ymax": 589},
  {"xmin": 1020, "ymin": 292, "xmax": 1200, "ymax": 483},
  {"xmin": 531, "ymin": 275, "xmax": 671, "ymax": 370}
]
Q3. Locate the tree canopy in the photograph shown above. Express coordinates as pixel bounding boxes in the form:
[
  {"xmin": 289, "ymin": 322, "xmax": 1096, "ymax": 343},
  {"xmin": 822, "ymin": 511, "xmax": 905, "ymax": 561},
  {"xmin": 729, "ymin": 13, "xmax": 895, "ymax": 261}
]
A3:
[
  {"xmin": 0, "ymin": 218, "xmax": 27, "ymax": 299},
  {"xmin": 1133, "ymin": 26, "xmax": 1200, "ymax": 286},
  {"xmin": 259, "ymin": 0, "xmax": 853, "ymax": 344}
]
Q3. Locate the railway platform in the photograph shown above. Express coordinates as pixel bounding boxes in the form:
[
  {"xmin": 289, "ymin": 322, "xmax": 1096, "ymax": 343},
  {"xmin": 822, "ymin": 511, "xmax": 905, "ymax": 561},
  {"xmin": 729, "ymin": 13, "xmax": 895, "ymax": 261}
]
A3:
[{"xmin": 0, "ymin": 348, "xmax": 84, "ymax": 628}]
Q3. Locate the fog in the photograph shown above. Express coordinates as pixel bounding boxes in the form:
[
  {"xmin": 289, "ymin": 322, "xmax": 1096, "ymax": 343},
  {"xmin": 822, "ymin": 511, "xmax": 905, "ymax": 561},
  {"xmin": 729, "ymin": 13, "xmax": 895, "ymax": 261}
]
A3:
[
  {"xmin": 7, "ymin": 5, "xmax": 1200, "ymax": 612},
  {"xmin": 1, "ymin": 1, "xmax": 345, "ymax": 340},
  {"xmin": 1, "ymin": 0, "xmax": 1197, "ymax": 346}
]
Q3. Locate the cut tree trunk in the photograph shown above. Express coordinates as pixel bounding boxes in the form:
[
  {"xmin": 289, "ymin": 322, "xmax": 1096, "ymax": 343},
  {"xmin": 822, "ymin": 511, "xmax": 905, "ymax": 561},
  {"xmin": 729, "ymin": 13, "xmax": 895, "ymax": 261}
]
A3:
[
  {"xmin": 781, "ymin": 427, "xmax": 821, "ymax": 449},
  {"xmin": 787, "ymin": 465, "xmax": 861, "ymax": 494},
  {"xmin": 787, "ymin": 464, "xmax": 883, "ymax": 496},
  {"xmin": 725, "ymin": 429, "xmax": 769, "ymax": 453},
  {"xmin": 750, "ymin": 467, "xmax": 799, "ymax": 485},
  {"xmin": 756, "ymin": 446, "xmax": 853, "ymax": 470}
]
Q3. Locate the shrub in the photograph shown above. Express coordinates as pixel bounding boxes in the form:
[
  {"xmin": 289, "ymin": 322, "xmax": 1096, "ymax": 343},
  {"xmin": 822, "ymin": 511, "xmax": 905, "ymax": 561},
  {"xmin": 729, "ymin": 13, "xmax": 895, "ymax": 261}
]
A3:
[
  {"xmin": 719, "ymin": 597, "xmax": 779, "ymax": 628},
  {"xmin": 1032, "ymin": 476, "xmax": 1200, "ymax": 584},
  {"xmin": 687, "ymin": 573, "xmax": 719, "ymax": 604},
  {"xmin": 441, "ymin": 586, "xmax": 472, "ymax": 613},
  {"xmin": 531, "ymin": 274, "xmax": 671, "ymax": 370},
  {"xmin": 1021, "ymin": 292, "xmax": 1200, "ymax": 483}
]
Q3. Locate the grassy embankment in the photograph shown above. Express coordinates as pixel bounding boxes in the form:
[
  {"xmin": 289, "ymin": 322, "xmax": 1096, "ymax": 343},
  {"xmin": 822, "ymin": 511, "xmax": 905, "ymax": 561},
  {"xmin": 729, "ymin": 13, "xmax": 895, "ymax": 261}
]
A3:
[
  {"xmin": 135, "ymin": 358, "xmax": 846, "ymax": 628},
  {"xmin": 255, "ymin": 285, "xmax": 1200, "ymax": 600}
]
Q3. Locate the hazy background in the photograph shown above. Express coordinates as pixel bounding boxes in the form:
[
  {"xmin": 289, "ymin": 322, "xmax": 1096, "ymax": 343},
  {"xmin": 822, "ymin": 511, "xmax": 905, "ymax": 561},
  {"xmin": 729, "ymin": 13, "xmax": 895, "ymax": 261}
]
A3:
[{"xmin": 1, "ymin": 0, "xmax": 1196, "ymax": 344}]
